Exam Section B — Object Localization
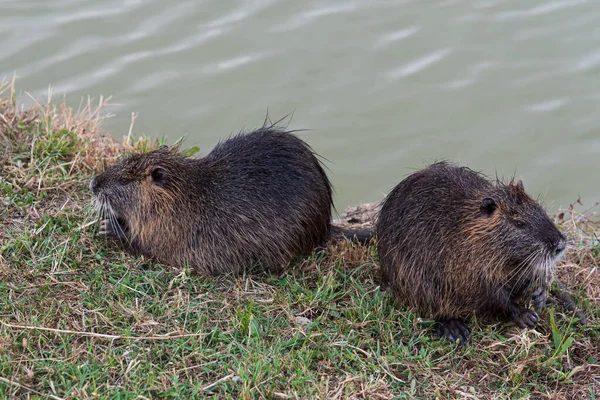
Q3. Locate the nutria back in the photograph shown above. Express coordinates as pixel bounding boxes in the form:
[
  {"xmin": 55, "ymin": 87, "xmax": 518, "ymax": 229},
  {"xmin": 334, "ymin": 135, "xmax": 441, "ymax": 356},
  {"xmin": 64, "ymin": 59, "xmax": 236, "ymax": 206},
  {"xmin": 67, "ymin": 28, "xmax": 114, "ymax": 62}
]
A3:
[
  {"xmin": 90, "ymin": 127, "xmax": 333, "ymax": 275},
  {"xmin": 376, "ymin": 162, "xmax": 566, "ymax": 343}
]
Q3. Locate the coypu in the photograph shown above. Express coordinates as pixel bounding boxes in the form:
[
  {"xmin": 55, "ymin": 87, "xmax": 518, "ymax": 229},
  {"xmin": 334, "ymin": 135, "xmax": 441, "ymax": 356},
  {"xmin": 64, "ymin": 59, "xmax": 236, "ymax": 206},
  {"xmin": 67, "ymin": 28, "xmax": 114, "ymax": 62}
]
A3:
[
  {"xmin": 90, "ymin": 126, "xmax": 370, "ymax": 275},
  {"xmin": 376, "ymin": 161, "xmax": 567, "ymax": 344}
]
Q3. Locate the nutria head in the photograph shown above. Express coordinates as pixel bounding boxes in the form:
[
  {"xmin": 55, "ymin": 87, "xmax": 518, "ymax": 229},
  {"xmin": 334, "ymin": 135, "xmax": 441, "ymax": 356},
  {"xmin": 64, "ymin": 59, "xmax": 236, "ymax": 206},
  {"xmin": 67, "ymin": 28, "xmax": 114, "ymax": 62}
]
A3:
[
  {"xmin": 464, "ymin": 179, "xmax": 567, "ymax": 286},
  {"xmin": 90, "ymin": 145, "xmax": 188, "ymax": 241}
]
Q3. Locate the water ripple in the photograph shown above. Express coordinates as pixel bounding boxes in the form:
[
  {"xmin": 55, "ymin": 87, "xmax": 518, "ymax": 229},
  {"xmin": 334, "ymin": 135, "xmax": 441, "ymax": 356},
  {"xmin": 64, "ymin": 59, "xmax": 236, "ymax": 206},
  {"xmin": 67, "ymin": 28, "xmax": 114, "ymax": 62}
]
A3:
[
  {"xmin": 202, "ymin": 52, "xmax": 273, "ymax": 74},
  {"xmin": 525, "ymin": 98, "xmax": 569, "ymax": 113},
  {"xmin": 271, "ymin": 3, "xmax": 361, "ymax": 32},
  {"xmin": 387, "ymin": 48, "xmax": 452, "ymax": 79},
  {"xmin": 576, "ymin": 50, "xmax": 600, "ymax": 71},
  {"xmin": 54, "ymin": 2, "xmax": 141, "ymax": 25},
  {"xmin": 374, "ymin": 26, "xmax": 420, "ymax": 48},
  {"xmin": 495, "ymin": 0, "xmax": 588, "ymax": 21},
  {"xmin": 206, "ymin": 0, "xmax": 276, "ymax": 29}
]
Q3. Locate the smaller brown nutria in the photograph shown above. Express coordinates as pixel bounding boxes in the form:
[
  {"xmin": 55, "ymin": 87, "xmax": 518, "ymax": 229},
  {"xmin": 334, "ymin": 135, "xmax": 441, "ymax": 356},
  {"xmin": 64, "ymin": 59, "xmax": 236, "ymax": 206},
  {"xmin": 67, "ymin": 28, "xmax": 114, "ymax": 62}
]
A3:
[
  {"xmin": 376, "ymin": 162, "xmax": 567, "ymax": 344},
  {"xmin": 90, "ymin": 127, "xmax": 337, "ymax": 275}
]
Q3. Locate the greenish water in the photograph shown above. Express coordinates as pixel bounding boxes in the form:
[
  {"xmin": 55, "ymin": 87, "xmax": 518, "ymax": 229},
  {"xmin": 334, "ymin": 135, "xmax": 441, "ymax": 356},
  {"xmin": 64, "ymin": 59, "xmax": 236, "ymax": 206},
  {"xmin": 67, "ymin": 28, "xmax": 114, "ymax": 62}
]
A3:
[{"xmin": 2, "ymin": 0, "xmax": 599, "ymax": 211}]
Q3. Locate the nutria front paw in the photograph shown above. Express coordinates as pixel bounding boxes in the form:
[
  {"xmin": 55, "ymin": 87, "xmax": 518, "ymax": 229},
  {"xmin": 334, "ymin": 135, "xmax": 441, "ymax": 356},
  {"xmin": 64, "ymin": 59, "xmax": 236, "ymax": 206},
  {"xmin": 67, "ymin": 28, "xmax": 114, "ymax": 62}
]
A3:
[
  {"xmin": 436, "ymin": 319, "xmax": 470, "ymax": 345},
  {"xmin": 514, "ymin": 308, "xmax": 539, "ymax": 329},
  {"xmin": 530, "ymin": 286, "xmax": 547, "ymax": 311},
  {"xmin": 99, "ymin": 218, "xmax": 127, "ymax": 239}
]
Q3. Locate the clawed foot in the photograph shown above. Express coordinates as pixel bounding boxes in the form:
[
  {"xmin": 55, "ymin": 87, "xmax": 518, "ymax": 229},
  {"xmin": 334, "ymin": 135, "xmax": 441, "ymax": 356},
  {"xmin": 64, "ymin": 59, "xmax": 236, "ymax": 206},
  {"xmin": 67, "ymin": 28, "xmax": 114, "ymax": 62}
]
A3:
[
  {"xmin": 530, "ymin": 286, "xmax": 547, "ymax": 311},
  {"xmin": 436, "ymin": 319, "xmax": 470, "ymax": 345},
  {"xmin": 513, "ymin": 307, "xmax": 539, "ymax": 329},
  {"xmin": 99, "ymin": 218, "xmax": 128, "ymax": 239}
]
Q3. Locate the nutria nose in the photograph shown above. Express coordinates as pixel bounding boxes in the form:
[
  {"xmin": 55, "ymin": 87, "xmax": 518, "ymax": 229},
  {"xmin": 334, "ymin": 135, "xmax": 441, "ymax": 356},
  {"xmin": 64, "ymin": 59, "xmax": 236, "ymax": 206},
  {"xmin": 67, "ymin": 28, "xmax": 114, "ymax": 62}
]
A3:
[{"xmin": 553, "ymin": 236, "xmax": 567, "ymax": 256}]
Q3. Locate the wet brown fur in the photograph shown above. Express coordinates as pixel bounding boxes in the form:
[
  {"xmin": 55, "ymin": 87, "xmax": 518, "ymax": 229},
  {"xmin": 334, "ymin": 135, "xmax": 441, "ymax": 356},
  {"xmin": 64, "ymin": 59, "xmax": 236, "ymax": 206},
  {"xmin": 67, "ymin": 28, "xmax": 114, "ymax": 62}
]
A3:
[
  {"xmin": 91, "ymin": 127, "xmax": 334, "ymax": 275},
  {"xmin": 376, "ymin": 162, "xmax": 567, "ymax": 330}
]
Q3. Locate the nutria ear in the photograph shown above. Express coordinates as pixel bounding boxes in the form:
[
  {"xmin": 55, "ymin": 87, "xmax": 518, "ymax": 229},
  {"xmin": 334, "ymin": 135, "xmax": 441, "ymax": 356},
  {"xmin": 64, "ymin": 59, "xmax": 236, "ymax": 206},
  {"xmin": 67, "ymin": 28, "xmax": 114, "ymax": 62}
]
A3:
[
  {"xmin": 151, "ymin": 166, "xmax": 168, "ymax": 187},
  {"xmin": 480, "ymin": 198, "xmax": 497, "ymax": 215},
  {"xmin": 157, "ymin": 145, "xmax": 169, "ymax": 152}
]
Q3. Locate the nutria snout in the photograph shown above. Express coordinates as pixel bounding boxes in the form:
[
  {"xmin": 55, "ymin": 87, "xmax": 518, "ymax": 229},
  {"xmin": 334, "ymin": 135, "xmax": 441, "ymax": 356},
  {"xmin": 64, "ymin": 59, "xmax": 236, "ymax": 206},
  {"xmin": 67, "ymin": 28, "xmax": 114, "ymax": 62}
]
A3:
[
  {"xmin": 376, "ymin": 161, "xmax": 567, "ymax": 344},
  {"xmin": 91, "ymin": 127, "xmax": 335, "ymax": 275}
]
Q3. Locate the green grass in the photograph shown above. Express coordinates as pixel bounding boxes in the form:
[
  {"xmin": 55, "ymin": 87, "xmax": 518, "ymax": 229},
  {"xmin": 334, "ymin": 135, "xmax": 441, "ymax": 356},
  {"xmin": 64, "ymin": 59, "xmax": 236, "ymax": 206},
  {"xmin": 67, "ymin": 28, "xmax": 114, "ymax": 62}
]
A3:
[{"xmin": 1, "ymin": 80, "xmax": 599, "ymax": 399}]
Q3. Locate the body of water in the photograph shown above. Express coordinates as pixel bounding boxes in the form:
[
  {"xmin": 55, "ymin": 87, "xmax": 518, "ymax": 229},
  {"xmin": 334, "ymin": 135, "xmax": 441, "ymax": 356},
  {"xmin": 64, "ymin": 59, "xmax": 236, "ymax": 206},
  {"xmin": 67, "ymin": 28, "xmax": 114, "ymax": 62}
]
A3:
[{"xmin": 2, "ymin": 0, "xmax": 599, "ymax": 211}]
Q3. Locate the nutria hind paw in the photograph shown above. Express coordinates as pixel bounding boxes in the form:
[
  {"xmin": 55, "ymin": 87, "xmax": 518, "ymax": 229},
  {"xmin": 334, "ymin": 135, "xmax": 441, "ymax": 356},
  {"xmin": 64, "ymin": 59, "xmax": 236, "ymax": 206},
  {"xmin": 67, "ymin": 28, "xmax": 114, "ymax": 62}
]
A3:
[
  {"xmin": 530, "ymin": 286, "xmax": 547, "ymax": 311},
  {"xmin": 436, "ymin": 319, "xmax": 470, "ymax": 345},
  {"xmin": 514, "ymin": 308, "xmax": 539, "ymax": 329}
]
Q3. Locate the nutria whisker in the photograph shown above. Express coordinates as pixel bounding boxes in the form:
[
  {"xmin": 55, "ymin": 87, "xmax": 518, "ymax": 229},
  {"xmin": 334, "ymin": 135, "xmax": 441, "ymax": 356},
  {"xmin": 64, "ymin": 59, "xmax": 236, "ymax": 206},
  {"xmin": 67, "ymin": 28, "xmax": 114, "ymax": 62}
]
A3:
[
  {"xmin": 93, "ymin": 194, "xmax": 133, "ymax": 246},
  {"xmin": 518, "ymin": 253, "xmax": 545, "ymax": 296},
  {"xmin": 109, "ymin": 211, "xmax": 129, "ymax": 244},
  {"xmin": 502, "ymin": 250, "xmax": 540, "ymax": 289}
]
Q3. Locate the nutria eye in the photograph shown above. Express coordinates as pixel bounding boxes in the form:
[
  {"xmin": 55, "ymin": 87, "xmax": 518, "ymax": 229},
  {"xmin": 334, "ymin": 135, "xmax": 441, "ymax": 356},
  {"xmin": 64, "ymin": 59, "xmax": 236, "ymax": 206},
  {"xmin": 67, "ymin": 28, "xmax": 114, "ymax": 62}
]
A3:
[
  {"xmin": 151, "ymin": 167, "xmax": 168, "ymax": 187},
  {"xmin": 480, "ymin": 198, "xmax": 496, "ymax": 215},
  {"xmin": 513, "ymin": 220, "xmax": 526, "ymax": 229}
]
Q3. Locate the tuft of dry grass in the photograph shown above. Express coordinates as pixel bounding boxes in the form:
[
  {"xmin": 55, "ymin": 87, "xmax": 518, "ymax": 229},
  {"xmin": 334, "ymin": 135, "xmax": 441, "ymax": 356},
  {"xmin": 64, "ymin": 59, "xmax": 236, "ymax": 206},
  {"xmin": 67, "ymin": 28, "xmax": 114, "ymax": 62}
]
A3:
[{"xmin": 1, "ymin": 80, "xmax": 599, "ymax": 399}]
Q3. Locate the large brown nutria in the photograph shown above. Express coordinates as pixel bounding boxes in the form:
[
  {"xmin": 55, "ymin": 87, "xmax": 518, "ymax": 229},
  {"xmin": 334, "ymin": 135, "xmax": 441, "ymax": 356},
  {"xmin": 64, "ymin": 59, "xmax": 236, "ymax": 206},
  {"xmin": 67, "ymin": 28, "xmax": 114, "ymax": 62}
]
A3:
[
  {"xmin": 90, "ymin": 127, "xmax": 340, "ymax": 275},
  {"xmin": 376, "ymin": 161, "xmax": 567, "ymax": 344}
]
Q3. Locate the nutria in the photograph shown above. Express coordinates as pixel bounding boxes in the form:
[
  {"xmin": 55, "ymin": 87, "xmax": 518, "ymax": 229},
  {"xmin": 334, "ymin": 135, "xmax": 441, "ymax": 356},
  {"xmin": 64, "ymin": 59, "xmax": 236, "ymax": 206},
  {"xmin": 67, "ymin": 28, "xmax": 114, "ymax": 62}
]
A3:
[
  {"xmin": 90, "ymin": 126, "xmax": 370, "ymax": 275},
  {"xmin": 376, "ymin": 161, "xmax": 567, "ymax": 344}
]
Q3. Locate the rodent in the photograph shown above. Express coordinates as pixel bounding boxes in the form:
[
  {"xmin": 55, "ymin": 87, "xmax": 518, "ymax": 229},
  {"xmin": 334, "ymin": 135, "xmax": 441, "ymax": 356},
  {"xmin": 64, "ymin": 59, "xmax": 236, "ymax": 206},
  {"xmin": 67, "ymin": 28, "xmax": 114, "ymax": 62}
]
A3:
[
  {"xmin": 90, "ymin": 127, "xmax": 338, "ymax": 275},
  {"xmin": 376, "ymin": 161, "xmax": 567, "ymax": 344}
]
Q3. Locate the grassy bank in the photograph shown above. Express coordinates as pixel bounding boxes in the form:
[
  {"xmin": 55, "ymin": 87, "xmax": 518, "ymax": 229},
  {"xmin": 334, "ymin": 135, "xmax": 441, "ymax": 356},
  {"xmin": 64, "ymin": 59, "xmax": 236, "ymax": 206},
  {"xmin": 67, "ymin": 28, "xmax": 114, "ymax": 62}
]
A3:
[{"xmin": 1, "ymin": 80, "xmax": 599, "ymax": 399}]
